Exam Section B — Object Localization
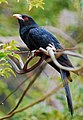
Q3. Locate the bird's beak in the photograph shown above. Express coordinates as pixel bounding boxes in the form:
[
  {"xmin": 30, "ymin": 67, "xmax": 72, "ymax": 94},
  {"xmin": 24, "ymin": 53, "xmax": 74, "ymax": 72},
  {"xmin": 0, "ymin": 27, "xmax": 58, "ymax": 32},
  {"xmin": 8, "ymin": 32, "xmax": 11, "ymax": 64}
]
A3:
[{"xmin": 13, "ymin": 14, "xmax": 24, "ymax": 21}]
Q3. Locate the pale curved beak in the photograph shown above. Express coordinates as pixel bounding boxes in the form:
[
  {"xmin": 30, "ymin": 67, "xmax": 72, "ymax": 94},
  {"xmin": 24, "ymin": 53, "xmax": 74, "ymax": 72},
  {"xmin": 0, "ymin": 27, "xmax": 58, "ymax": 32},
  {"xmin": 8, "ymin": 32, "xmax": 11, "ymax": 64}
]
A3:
[{"xmin": 13, "ymin": 14, "xmax": 24, "ymax": 21}]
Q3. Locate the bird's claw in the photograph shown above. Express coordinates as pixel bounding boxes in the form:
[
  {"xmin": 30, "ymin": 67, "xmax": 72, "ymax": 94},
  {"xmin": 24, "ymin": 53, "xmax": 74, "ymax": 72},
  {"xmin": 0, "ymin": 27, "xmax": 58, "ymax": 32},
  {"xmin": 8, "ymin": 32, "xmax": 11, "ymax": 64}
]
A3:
[
  {"xmin": 48, "ymin": 43, "xmax": 56, "ymax": 51},
  {"xmin": 31, "ymin": 50, "xmax": 37, "ymax": 57}
]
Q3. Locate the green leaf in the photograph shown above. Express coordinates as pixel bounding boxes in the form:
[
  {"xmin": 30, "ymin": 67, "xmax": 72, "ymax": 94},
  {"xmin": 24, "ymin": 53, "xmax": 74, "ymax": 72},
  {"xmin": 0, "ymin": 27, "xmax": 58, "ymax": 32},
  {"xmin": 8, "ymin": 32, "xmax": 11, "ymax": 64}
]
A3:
[
  {"xmin": 3, "ymin": 68, "xmax": 16, "ymax": 78},
  {"xmin": 0, "ymin": 52, "xmax": 6, "ymax": 59},
  {"xmin": 13, "ymin": 54, "xmax": 21, "ymax": 60},
  {"xmin": 29, "ymin": 4, "xmax": 33, "ymax": 11}
]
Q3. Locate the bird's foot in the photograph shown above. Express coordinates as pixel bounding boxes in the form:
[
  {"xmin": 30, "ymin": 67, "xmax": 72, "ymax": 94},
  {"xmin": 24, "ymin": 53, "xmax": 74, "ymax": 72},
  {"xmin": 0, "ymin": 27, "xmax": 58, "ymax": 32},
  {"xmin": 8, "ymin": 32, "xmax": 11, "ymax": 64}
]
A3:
[
  {"xmin": 48, "ymin": 43, "xmax": 56, "ymax": 52},
  {"xmin": 31, "ymin": 50, "xmax": 37, "ymax": 57}
]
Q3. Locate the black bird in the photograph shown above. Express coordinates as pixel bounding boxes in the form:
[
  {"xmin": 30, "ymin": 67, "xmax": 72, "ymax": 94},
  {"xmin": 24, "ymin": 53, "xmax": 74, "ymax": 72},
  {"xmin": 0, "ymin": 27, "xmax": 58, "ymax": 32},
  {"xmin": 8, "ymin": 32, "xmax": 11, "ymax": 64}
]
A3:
[{"xmin": 13, "ymin": 14, "xmax": 73, "ymax": 115}]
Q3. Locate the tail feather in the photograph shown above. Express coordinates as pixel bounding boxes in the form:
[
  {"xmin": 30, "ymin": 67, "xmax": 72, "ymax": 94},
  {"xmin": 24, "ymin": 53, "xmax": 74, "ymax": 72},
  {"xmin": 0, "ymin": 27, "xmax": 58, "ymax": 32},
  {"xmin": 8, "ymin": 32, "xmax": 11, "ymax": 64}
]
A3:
[{"xmin": 60, "ymin": 70, "xmax": 73, "ymax": 115}]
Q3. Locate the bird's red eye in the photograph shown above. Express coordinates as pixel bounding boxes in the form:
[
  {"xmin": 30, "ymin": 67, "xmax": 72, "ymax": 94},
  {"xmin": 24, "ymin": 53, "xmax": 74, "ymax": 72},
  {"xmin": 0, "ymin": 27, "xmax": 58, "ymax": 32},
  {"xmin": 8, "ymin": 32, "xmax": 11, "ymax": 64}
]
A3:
[{"xmin": 24, "ymin": 17, "xmax": 28, "ymax": 21}]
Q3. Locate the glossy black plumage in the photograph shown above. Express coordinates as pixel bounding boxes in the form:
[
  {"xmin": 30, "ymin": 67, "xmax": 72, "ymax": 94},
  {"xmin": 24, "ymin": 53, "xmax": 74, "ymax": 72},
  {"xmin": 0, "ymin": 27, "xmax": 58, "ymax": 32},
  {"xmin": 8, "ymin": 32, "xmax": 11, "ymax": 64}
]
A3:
[{"xmin": 14, "ymin": 14, "xmax": 73, "ymax": 115}]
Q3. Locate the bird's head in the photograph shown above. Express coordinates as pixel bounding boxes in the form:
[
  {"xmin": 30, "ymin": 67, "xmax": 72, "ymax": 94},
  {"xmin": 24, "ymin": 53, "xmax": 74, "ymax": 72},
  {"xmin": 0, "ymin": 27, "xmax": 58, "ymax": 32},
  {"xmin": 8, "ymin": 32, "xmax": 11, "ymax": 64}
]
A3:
[{"xmin": 13, "ymin": 14, "xmax": 37, "ymax": 28}]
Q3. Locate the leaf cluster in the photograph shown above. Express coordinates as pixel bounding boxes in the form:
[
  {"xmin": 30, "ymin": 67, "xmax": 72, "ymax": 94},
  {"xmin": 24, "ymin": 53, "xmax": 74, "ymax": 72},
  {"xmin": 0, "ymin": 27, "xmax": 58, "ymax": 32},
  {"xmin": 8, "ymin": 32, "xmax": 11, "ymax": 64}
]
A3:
[
  {"xmin": 0, "ymin": 40, "xmax": 20, "ymax": 78},
  {"xmin": 27, "ymin": 0, "xmax": 45, "ymax": 11},
  {"xmin": 0, "ymin": 0, "xmax": 45, "ymax": 10}
]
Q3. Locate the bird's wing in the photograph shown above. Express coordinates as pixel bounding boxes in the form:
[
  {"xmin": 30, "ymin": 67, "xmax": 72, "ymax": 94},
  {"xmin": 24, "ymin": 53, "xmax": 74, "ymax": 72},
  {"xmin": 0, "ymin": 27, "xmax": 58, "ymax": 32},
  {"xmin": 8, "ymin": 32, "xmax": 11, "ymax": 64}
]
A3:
[
  {"xmin": 29, "ymin": 27, "xmax": 72, "ymax": 67},
  {"xmin": 29, "ymin": 27, "xmax": 60, "ymax": 48}
]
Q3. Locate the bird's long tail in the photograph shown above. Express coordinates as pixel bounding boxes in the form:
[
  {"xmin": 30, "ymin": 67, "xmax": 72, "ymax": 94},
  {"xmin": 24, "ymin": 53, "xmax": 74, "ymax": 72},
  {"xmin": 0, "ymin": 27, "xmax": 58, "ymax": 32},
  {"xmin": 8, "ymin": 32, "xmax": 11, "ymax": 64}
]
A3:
[{"xmin": 60, "ymin": 70, "xmax": 73, "ymax": 115}]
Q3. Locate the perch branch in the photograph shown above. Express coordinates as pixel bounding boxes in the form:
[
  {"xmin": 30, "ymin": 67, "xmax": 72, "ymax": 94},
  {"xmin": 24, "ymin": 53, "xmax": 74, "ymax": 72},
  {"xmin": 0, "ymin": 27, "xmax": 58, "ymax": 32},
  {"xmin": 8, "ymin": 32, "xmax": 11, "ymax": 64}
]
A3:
[
  {"xmin": 9, "ymin": 45, "xmax": 83, "ymax": 75},
  {"xmin": 8, "ymin": 54, "xmax": 46, "ymax": 74}
]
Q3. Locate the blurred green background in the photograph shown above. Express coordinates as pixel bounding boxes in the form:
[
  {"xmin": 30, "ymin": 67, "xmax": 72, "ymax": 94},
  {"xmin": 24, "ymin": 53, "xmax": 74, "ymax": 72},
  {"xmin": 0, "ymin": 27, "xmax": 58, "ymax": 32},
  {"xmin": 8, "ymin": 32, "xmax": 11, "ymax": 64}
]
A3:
[{"xmin": 0, "ymin": 0, "xmax": 83, "ymax": 120}]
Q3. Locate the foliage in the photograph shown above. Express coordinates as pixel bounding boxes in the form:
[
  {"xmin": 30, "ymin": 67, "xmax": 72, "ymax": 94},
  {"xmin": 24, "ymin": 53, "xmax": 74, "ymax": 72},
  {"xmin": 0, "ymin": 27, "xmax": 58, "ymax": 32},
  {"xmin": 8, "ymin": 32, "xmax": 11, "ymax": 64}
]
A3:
[
  {"xmin": 0, "ymin": 40, "xmax": 20, "ymax": 78},
  {"xmin": 27, "ymin": 0, "xmax": 45, "ymax": 11},
  {"xmin": 0, "ymin": 0, "xmax": 45, "ymax": 10}
]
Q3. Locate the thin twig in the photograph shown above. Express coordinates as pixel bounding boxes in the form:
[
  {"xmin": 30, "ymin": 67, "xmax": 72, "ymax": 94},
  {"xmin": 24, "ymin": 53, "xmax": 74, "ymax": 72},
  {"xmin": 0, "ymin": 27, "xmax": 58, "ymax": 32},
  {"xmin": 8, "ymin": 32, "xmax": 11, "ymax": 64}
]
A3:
[
  {"xmin": 14, "ymin": 51, "xmax": 30, "ymax": 55},
  {"xmin": 0, "ymin": 78, "xmax": 28, "ymax": 105}
]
